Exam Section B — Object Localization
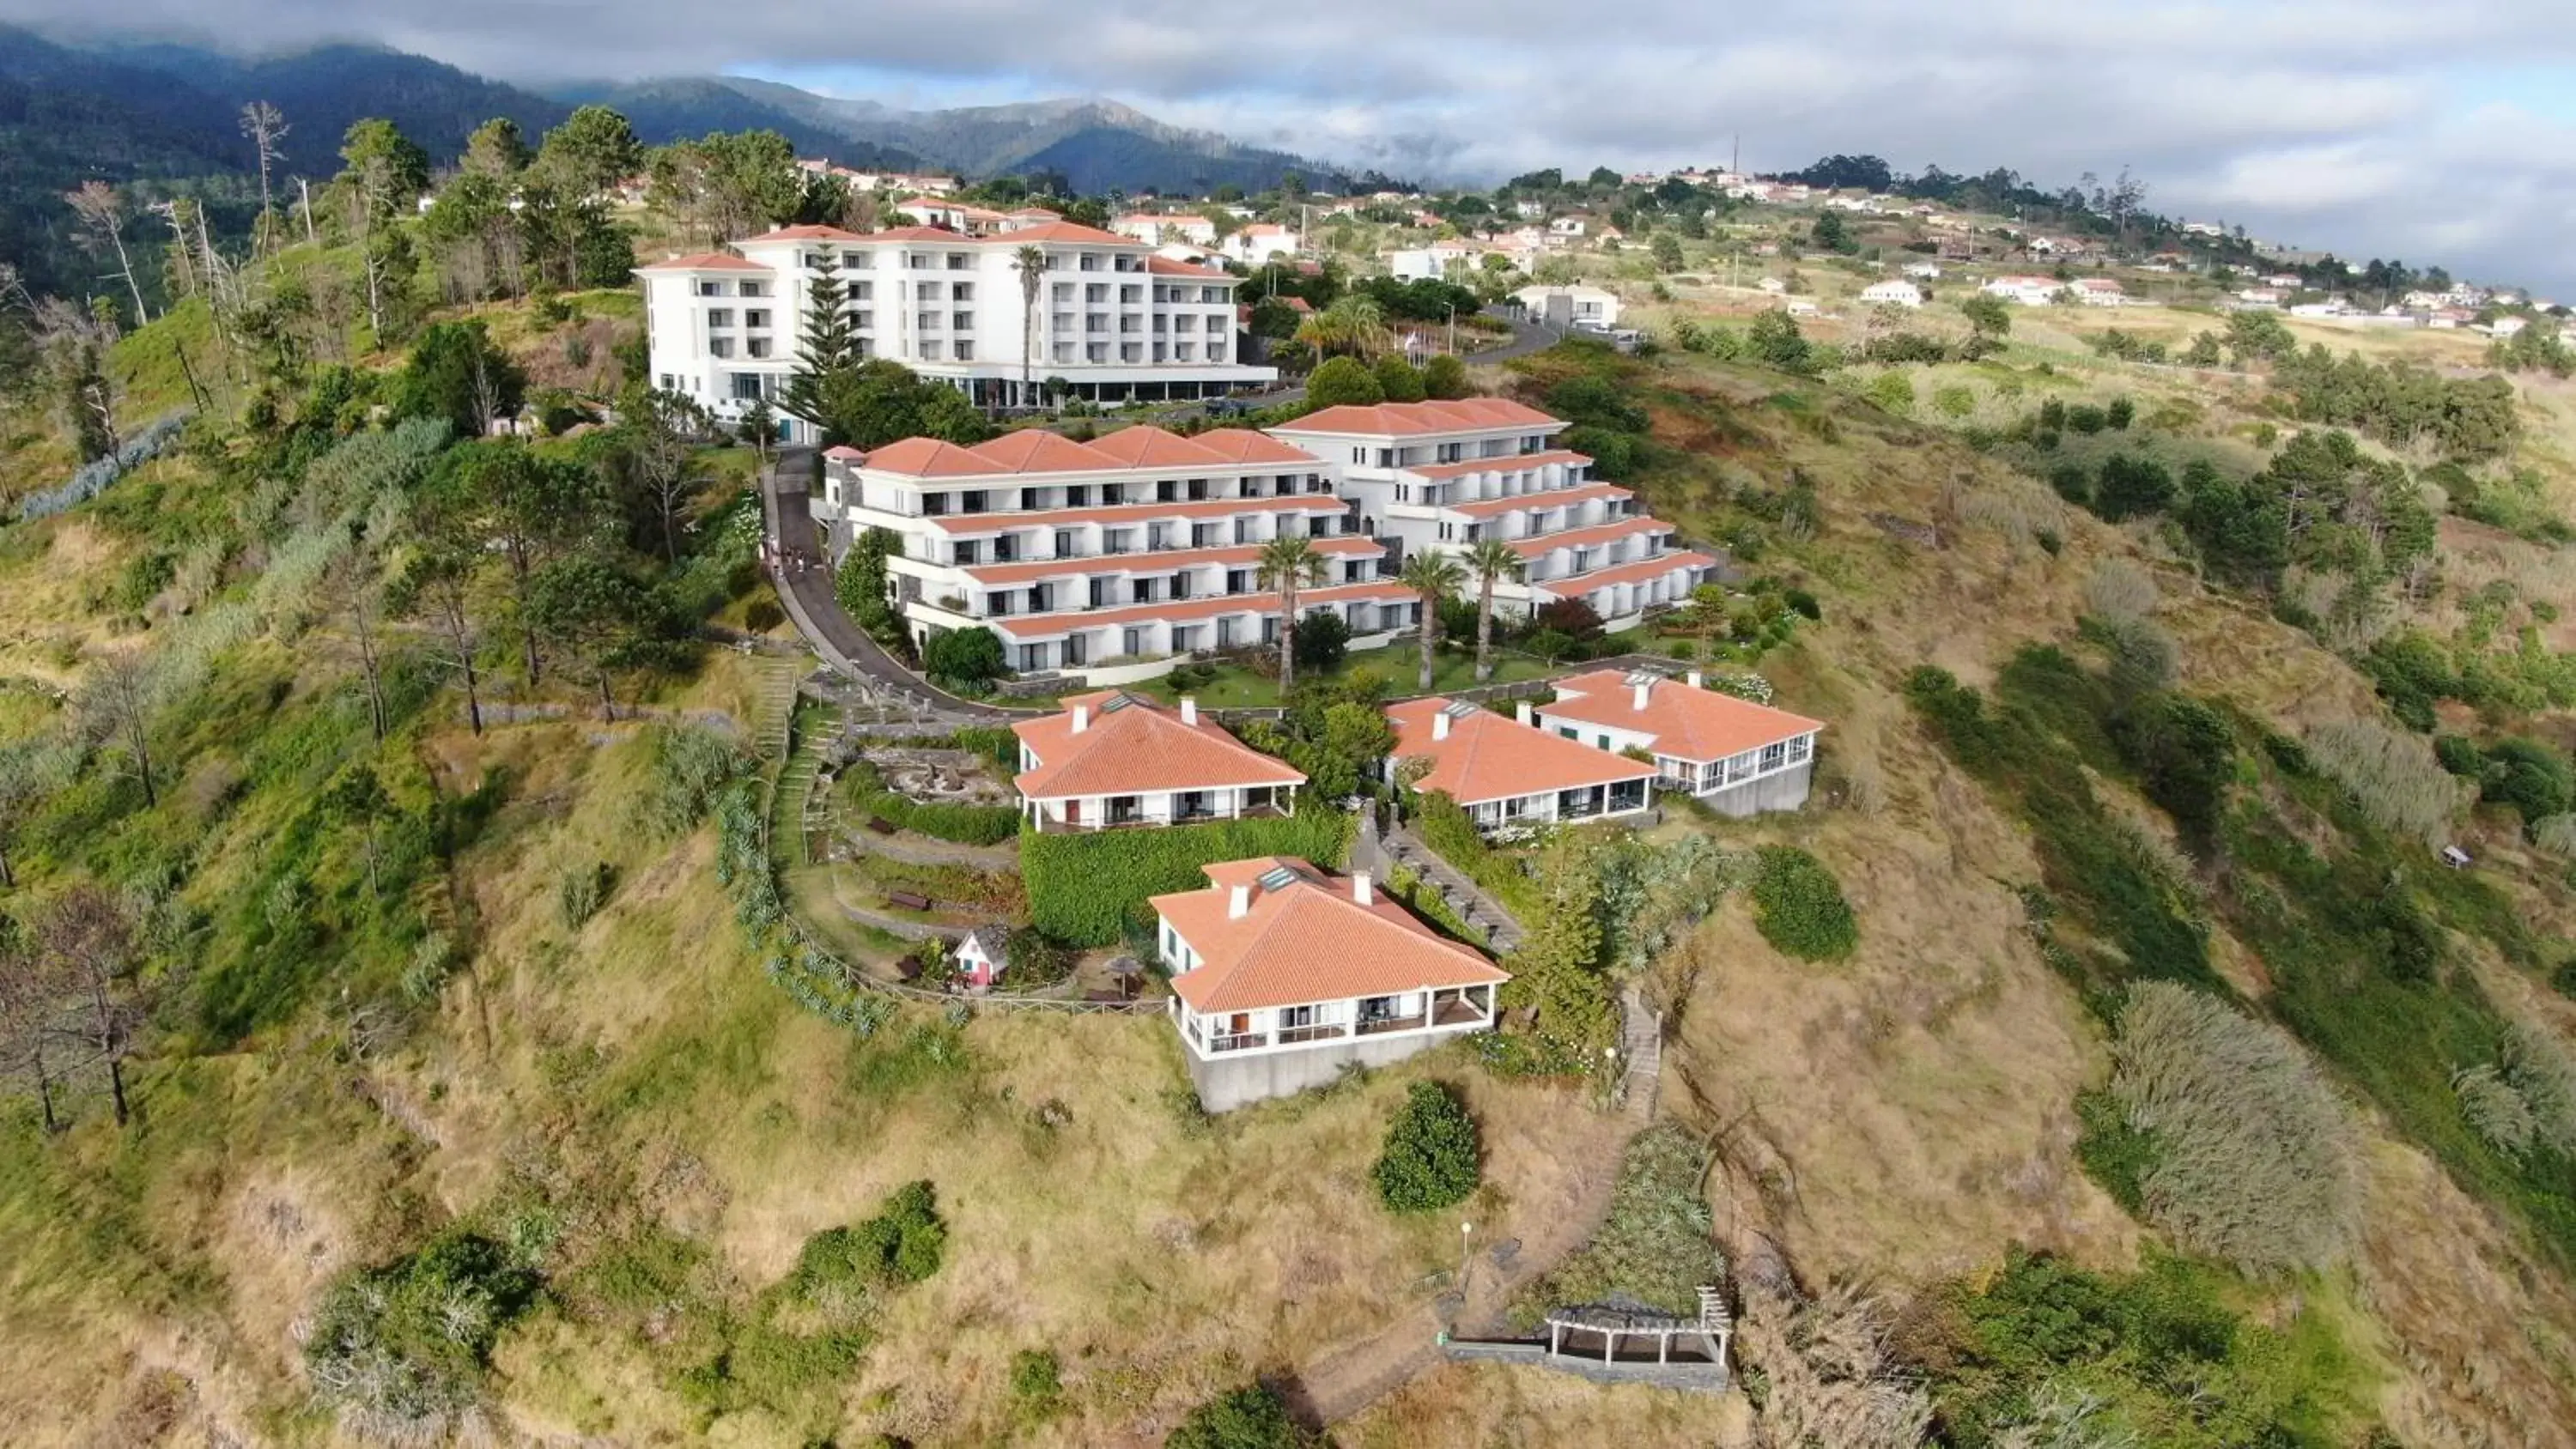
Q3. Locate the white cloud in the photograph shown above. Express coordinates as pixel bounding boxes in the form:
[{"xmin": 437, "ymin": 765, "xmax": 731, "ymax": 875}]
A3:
[{"xmin": 13, "ymin": 0, "xmax": 2576, "ymax": 288}]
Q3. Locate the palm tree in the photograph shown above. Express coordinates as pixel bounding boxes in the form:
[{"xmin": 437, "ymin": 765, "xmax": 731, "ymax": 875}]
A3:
[
  {"xmin": 1463, "ymin": 537, "xmax": 1522, "ymax": 682},
  {"xmin": 1256, "ymin": 533, "xmax": 1327, "ymax": 696},
  {"xmin": 1399, "ymin": 551, "xmax": 1467, "ymax": 694},
  {"xmin": 1012, "ymin": 245, "xmax": 1046, "ymax": 409},
  {"xmin": 1292, "ymin": 294, "xmax": 1392, "ymax": 361}
]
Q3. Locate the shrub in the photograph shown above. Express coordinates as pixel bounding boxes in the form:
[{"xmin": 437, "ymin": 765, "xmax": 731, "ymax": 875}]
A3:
[
  {"xmin": 797, "ymin": 1179, "xmax": 948, "ymax": 1291},
  {"xmin": 633, "ymin": 723, "xmax": 752, "ymax": 838},
  {"xmin": 2106, "ymin": 981, "xmax": 2359, "ymax": 1272},
  {"xmin": 2480, "ymin": 737, "xmax": 2575, "ymax": 829},
  {"xmin": 2113, "ymin": 693, "xmax": 2233, "ymax": 844},
  {"xmin": 2081, "ymin": 559, "xmax": 2159, "ymax": 623},
  {"xmin": 1168, "ymin": 1384, "xmax": 1307, "ymax": 1449},
  {"xmin": 1009, "ymin": 1349, "xmax": 1063, "ymax": 1418},
  {"xmin": 2537, "ymin": 813, "xmax": 2576, "ymax": 858},
  {"xmin": 1371, "ymin": 1081, "xmax": 1482, "ymax": 1212},
  {"xmin": 556, "ymin": 860, "xmax": 615, "ymax": 929},
  {"xmin": 1003, "ymin": 929, "xmax": 1078, "ymax": 989},
  {"xmin": 2453, "ymin": 1063, "xmax": 2538, "ymax": 1157},
  {"xmin": 2306, "ymin": 718, "xmax": 2468, "ymax": 844},
  {"xmin": 1291, "ymin": 610, "xmax": 1349, "ymax": 674},
  {"xmin": 1749, "ymin": 846, "xmax": 1858, "ymax": 961},
  {"xmin": 837, "ymin": 759, "xmax": 1020, "ymax": 846},
  {"xmin": 1303, "ymin": 355, "xmax": 1383, "ymax": 408},
  {"xmin": 1021, "ymin": 809, "xmax": 1352, "ymax": 945},
  {"xmin": 303, "ymin": 1228, "xmax": 541, "ymax": 1442}
]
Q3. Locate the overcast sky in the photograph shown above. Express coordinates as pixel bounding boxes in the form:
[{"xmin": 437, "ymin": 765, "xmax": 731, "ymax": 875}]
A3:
[{"xmin": 17, "ymin": 0, "xmax": 2576, "ymax": 294}]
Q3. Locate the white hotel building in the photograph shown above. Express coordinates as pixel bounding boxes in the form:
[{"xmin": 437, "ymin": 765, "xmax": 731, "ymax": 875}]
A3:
[
  {"xmin": 637, "ymin": 221, "xmax": 1277, "ymax": 431},
  {"xmin": 1269, "ymin": 400, "xmax": 1715, "ymax": 630},
  {"xmin": 816, "ymin": 425, "xmax": 1414, "ymax": 679}
]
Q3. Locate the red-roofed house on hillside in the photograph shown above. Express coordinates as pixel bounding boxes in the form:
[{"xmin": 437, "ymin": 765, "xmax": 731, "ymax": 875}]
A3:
[
  {"xmin": 1269, "ymin": 401, "xmax": 1713, "ymax": 631},
  {"xmin": 1386, "ymin": 697, "xmax": 1657, "ymax": 831},
  {"xmin": 1534, "ymin": 669, "xmax": 1824, "ymax": 815},
  {"xmin": 637, "ymin": 221, "xmax": 1274, "ymax": 431},
  {"xmin": 1155, "ymin": 858, "xmax": 1510, "ymax": 1109},
  {"xmin": 1012, "ymin": 691, "xmax": 1306, "ymax": 829},
  {"xmin": 817, "ymin": 424, "xmax": 1411, "ymax": 679}
]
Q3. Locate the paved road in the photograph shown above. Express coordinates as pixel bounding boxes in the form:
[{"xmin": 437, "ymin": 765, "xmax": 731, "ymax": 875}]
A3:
[
  {"xmin": 758, "ymin": 448, "xmax": 1029, "ymax": 721},
  {"xmin": 1464, "ymin": 308, "xmax": 1568, "ymax": 364}
]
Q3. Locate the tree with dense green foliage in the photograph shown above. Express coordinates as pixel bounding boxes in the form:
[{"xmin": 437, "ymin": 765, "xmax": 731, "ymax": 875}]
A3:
[
  {"xmin": 834, "ymin": 525, "xmax": 901, "ymax": 642},
  {"xmin": 526, "ymin": 553, "xmax": 664, "ymax": 718},
  {"xmin": 805, "ymin": 359, "xmax": 993, "ymax": 450},
  {"xmin": 1810, "ymin": 209, "xmax": 1851, "ymax": 252},
  {"xmin": 1959, "ymin": 292, "xmax": 2012, "ymax": 341},
  {"xmin": 924, "ymin": 625, "xmax": 1006, "ymax": 686},
  {"xmin": 1303, "ymin": 355, "xmax": 1383, "ymax": 409},
  {"xmin": 304, "ymin": 1228, "xmax": 541, "ymax": 1442},
  {"xmin": 1485, "ymin": 836, "xmax": 1617, "ymax": 1076},
  {"xmin": 1748, "ymin": 307, "xmax": 1814, "ymax": 373},
  {"xmin": 2113, "ymin": 693, "xmax": 2236, "ymax": 847},
  {"xmin": 1372, "ymin": 353, "xmax": 1428, "ymax": 403},
  {"xmin": 337, "ymin": 117, "xmax": 432, "ymax": 211},
  {"xmin": 1372, "ymin": 1081, "xmax": 1482, "ymax": 1211},
  {"xmin": 1650, "ymin": 232, "xmax": 1685, "ymax": 272},
  {"xmin": 1398, "ymin": 550, "xmax": 1465, "ymax": 692},
  {"xmin": 1291, "ymin": 609, "xmax": 1349, "ymax": 677},
  {"xmin": 536, "ymin": 105, "xmax": 643, "ymax": 200},
  {"xmin": 392, "ymin": 321, "xmax": 524, "ymax": 439},
  {"xmin": 781, "ymin": 253, "xmax": 854, "ymax": 432},
  {"xmin": 1420, "ymin": 352, "xmax": 1472, "ymax": 400}
]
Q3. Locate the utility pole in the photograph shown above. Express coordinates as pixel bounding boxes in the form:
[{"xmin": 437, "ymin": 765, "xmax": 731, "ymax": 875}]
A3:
[{"xmin": 296, "ymin": 178, "xmax": 316, "ymax": 247}]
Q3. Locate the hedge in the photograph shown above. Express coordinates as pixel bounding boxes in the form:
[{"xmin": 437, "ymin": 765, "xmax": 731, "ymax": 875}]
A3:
[
  {"xmin": 1749, "ymin": 845, "xmax": 1858, "ymax": 961},
  {"xmin": 1021, "ymin": 809, "xmax": 1353, "ymax": 946},
  {"xmin": 839, "ymin": 760, "xmax": 1021, "ymax": 846},
  {"xmin": 1372, "ymin": 1081, "xmax": 1482, "ymax": 1212}
]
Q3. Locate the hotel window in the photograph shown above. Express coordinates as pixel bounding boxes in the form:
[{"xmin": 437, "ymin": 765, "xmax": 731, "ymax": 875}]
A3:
[
  {"xmin": 851, "ymin": 281, "xmax": 875, "ymax": 300},
  {"xmin": 841, "ymin": 252, "xmax": 869, "ymax": 268},
  {"xmin": 1176, "ymin": 343, "xmax": 1195, "ymax": 361},
  {"xmin": 1787, "ymin": 734, "xmax": 1812, "ymax": 763},
  {"xmin": 953, "ymin": 540, "xmax": 981, "ymax": 565},
  {"xmin": 853, "ymin": 310, "xmax": 873, "ymax": 329},
  {"xmin": 1086, "ymin": 313, "xmax": 1109, "ymax": 333},
  {"xmin": 1053, "ymin": 282, "xmax": 1074, "ymax": 302},
  {"xmin": 743, "ymin": 309, "xmax": 769, "ymax": 329},
  {"xmin": 1762, "ymin": 741, "xmax": 1789, "ymax": 772},
  {"xmin": 1207, "ymin": 344, "xmax": 1226, "ymax": 362},
  {"xmin": 706, "ymin": 308, "xmax": 734, "ymax": 328},
  {"xmin": 708, "ymin": 337, "xmax": 735, "ymax": 358},
  {"xmin": 1153, "ymin": 315, "xmax": 1169, "ymax": 333},
  {"xmin": 1066, "ymin": 485, "xmax": 1091, "ymax": 506},
  {"xmin": 696, "ymin": 280, "xmax": 726, "ymax": 297},
  {"xmin": 1119, "ymin": 317, "xmax": 1140, "ymax": 333},
  {"xmin": 1120, "ymin": 285, "xmax": 1142, "ymax": 304},
  {"xmin": 951, "ymin": 282, "xmax": 974, "ymax": 301},
  {"xmin": 947, "ymin": 253, "xmax": 971, "ymax": 270},
  {"xmin": 1052, "ymin": 312, "xmax": 1075, "ymax": 331},
  {"xmin": 738, "ymin": 280, "xmax": 767, "ymax": 297},
  {"xmin": 1153, "ymin": 344, "xmax": 1168, "ymax": 362},
  {"xmin": 1053, "ymin": 342, "xmax": 1075, "ymax": 362},
  {"xmin": 1078, "ymin": 252, "xmax": 1103, "ymax": 271},
  {"xmin": 954, "ymin": 342, "xmax": 974, "ymax": 361},
  {"xmin": 729, "ymin": 373, "xmax": 763, "ymax": 400},
  {"xmin": 920, "ymin": 341, "xmax": 945, "ymax": 361},
  {"xmin": 917, "ymin": 280, "xmax": 942, "ymax": 299},
  {"xmin": 1200, "ymin": 286, "xmax": 1225, "ymax": 303},
  {"xmin": 747, "ymin": 338, "xmax": 773, "ymax": 358},
  {"xmin": 1121, "ymin": 343, "xmax": 1142, "ymax": 362},
  {"xmin": 953, "ymin": 312, "xmax": 974, "ymax": 330},
  {"xmin": 800, "ymin": 252, "xmax": 824, "ymax": 268},
  {"xmin": 918, "ymin": 311, "xmax": 940, "ymax": 330},
  {"xmin": 1173, "ymin": 314, "xmax": 1195, "ymax": 332},
  {"xmin": 908, "ymin": 252, "xmax": 935, "ymax": 268},
  {"xmin": 1085, "ymin": 283, "xmax": 1109, "ymax": 303}
]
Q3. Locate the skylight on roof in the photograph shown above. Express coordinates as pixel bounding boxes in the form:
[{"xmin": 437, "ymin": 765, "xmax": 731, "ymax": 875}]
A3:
[
  {"xmin": 1441, "ymin": 700, "xmax": 1480, "ymax": 718},
  {"xmin": 1256, "ymin": 865, "xmax": 1299, "ymax": 892},
  {"xmin": 1624, "ymin": 670, "xmax": 1661, "ymax": 688},
  {"xmin": 1100, "ymin": 694, "xmax": 1136, "ymax": 713}
]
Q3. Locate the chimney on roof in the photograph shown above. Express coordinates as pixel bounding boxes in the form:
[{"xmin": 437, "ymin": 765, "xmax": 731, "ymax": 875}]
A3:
[
  {"xmin": 1432, "ymin": 711, "xmax": 1452, "ymax": 742},
  {"xmin": 1516, "ymin": 700, "xmax": 1534, "ymax": 726},
  {"xmin": 1687, "ymin": 670, "xmax": 1704, "ymax": 688},
  {"xmin": 1352, "ymin": 871, "xmax": 1374, "ymax": 906},
  {"xmin": 1633, "ymin": 679, "xmax": 1653, "ymax": 712},
  {"xmin": 1072, "ymin": 704, "xmax": 1090, "ymax": 735},
  {"xmin": 1180, "ymin": 696, "xmax": 1199, "ymax": 726},
  {"xmin": 1229, "ymin": 883, "xmax": 1251, "ymax": 919}
]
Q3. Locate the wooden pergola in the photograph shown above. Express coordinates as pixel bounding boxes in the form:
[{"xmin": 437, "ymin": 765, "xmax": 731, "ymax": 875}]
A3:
[{"xmin": 1540, "ymin": 1290, "xmax": 1731, "ymax": 1369}]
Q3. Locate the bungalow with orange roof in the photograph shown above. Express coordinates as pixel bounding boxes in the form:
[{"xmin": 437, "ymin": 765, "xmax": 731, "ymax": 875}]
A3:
[
  {"xmin": 1533, "ymin": 669, "xmax": 1823, "ymax": 815},
  {"xmin": 637, "ymin": 220, "xmax": 1274, "ymax": 429},
  {"xmin": 1386, "ymin": 697, "xmax": 1656, "ymax": 831},
  {"xmin": 1012, "ymin": 691, "xmax": 1306, "ymax": 829},
  {"xmin": 816, "ymin": 423, "xmax": 1411, "ymax": 678},
  {"xmin": 1268, "ymin": 401, "xmax": 1714, "ymax": 631},
  {"xmin": 1114, "ymin": 212, "xmax": 1219, "ymax": 247},
  {"xmin": 1155, "ymin": 858, "xmax": 1510, "ymax": 1109}
]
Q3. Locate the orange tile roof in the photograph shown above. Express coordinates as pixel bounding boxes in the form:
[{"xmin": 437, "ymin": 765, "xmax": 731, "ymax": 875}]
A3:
[
  {"xmin": 822, "ymin": 445, "xmax": 867, "ymax": 461},
  {"xmin": 1445, "ymin": 482, "xmax": 1631, "ymax": 519},
  {"xmin": 1181, "ymin": 428, "xmax": 1326, "ymax": 466},
  {"xmin": 1273, "ymin": 398, "xmax": 1563, "ymax": 439},
  {"xmin": 961, "ymin": 534, "xmax": 1379, "ymax": 587},
  {"xmin": 1506, "ymin": 517, "xmax": 1670, "ymax": 560},
  {"xmin": 993, "ymin": 221, "xmax": 1139, "ymax": 247},
  {"xmin": 1537, "ymin": 550, "xmax": 1715, "ymax": 598},
  {"xmin": 1156, "ymin": 858, "xmax": 1508, "ymax": 1014},
  {"xmin": 987, "ymin": 579, "xmax": 1411, "ymax": 640},
  {"xmin": 1387, "ymin": 698, "xmax": 1656, "ymax": 806},
  {"xmin": 1014, "ymin": 694, "xmax": 1303, "ymax": 799},
  {"xmin": 864, "ymin": 225, "xmax": 977, "ymax": 242},
  {"xmin": 1148, "ymin": 256, "xmax": 1231, "ymax": 278},
  {"xmin": 637, "ymin": 251, "xmax": 767, "ymax": 271},
  {"xmin": 1078, "ymin": 425, "xmax": 1236, "ymax": 470},
  {"xmin": 1539, "ymin": 670, "xmax": 1825, "ymax": 764},
  {"xmin": 1401, "ymin": 448, "xmax": 1594, "ymax": 482},
  {"xmin": 970, "ymin": 429, "xmax": 1117, "ymax": 474},
  {"xmin": 860, "ymin": 438, "xmax": 1007, "ymax": 477}
]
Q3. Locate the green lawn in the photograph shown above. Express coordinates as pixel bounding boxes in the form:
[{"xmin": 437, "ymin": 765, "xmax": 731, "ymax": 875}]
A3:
[{"xmin": 1128, "ymin": 646, "xmax": 1561, "ymax": 709}]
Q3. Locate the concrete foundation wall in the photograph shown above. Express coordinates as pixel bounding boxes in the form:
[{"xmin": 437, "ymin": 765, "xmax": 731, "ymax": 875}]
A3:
[
  {"xmin": 1700, "ymin": 762, "xmax": 1813, "ymax": 817},
  {"xmin": 1188, "ymin": 1026, "xmax": 1480, "ymax": 1112}
]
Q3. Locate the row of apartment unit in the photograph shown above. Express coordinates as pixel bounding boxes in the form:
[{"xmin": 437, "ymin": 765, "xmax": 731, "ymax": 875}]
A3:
[
  {"xmin": 638, "ymin": 221, "xmax": 1279, "ymax": 423},
  {"xmin": 812, "ymin": 399, "xmax": 1716, "ymax": 682}
]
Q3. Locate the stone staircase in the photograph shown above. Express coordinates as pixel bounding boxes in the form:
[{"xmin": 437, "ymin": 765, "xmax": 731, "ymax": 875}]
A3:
[
  {"xmin": 768, "ymin": 701, "xmax": 840, "ymax": 869},
  {"xmin": 1619, "ymin": 985, "xmax": 1662, "ymax": 1120},
  {"xmin": 1381, "ymin": 822, "xmax": 1527, "ymax": 954}
]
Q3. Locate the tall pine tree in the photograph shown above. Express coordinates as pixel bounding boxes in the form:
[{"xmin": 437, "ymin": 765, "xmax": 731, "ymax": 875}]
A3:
[{"xmin": 781, "ymin": 255, "xmax": 853, "ymax": 430}]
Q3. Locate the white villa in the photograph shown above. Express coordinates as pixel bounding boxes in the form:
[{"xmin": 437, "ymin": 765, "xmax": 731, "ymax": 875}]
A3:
[
  {"xmin": 1156, "ymin": 857, "xmax": 1510, "ymax": 1110},
  {"xmin": 1859, "ymin": 280, "xmax": 1924, "ymax": 308},
  {"xmin": 815, "ymin": 424, "xmax": 1412, "ymax": 680},
  {"xmin": 1267, "ymin": 399, "xmax": 1713, "ymax": 632},
  {"xmin": 1114, "ymin": 212, "xmax": 1218, "ymax": 247},
  {"xmin": 1387, "ymin": 697, "xmax": 1658, "ymax": 831},
  {"xmin": 1514, "ymin": 284, "xmax": 1623, "ymax": 329},
  {"xmin": 1012, "ymin": 690, "xmax": 1306, "ymax": 830},
  {"xmin": 636, "ymin": 221, "xmax": 1276, "ymax": 429},
  {"xmin": 1532, "ymin": 669, "xmax": 1823, "ymax": 816}
]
